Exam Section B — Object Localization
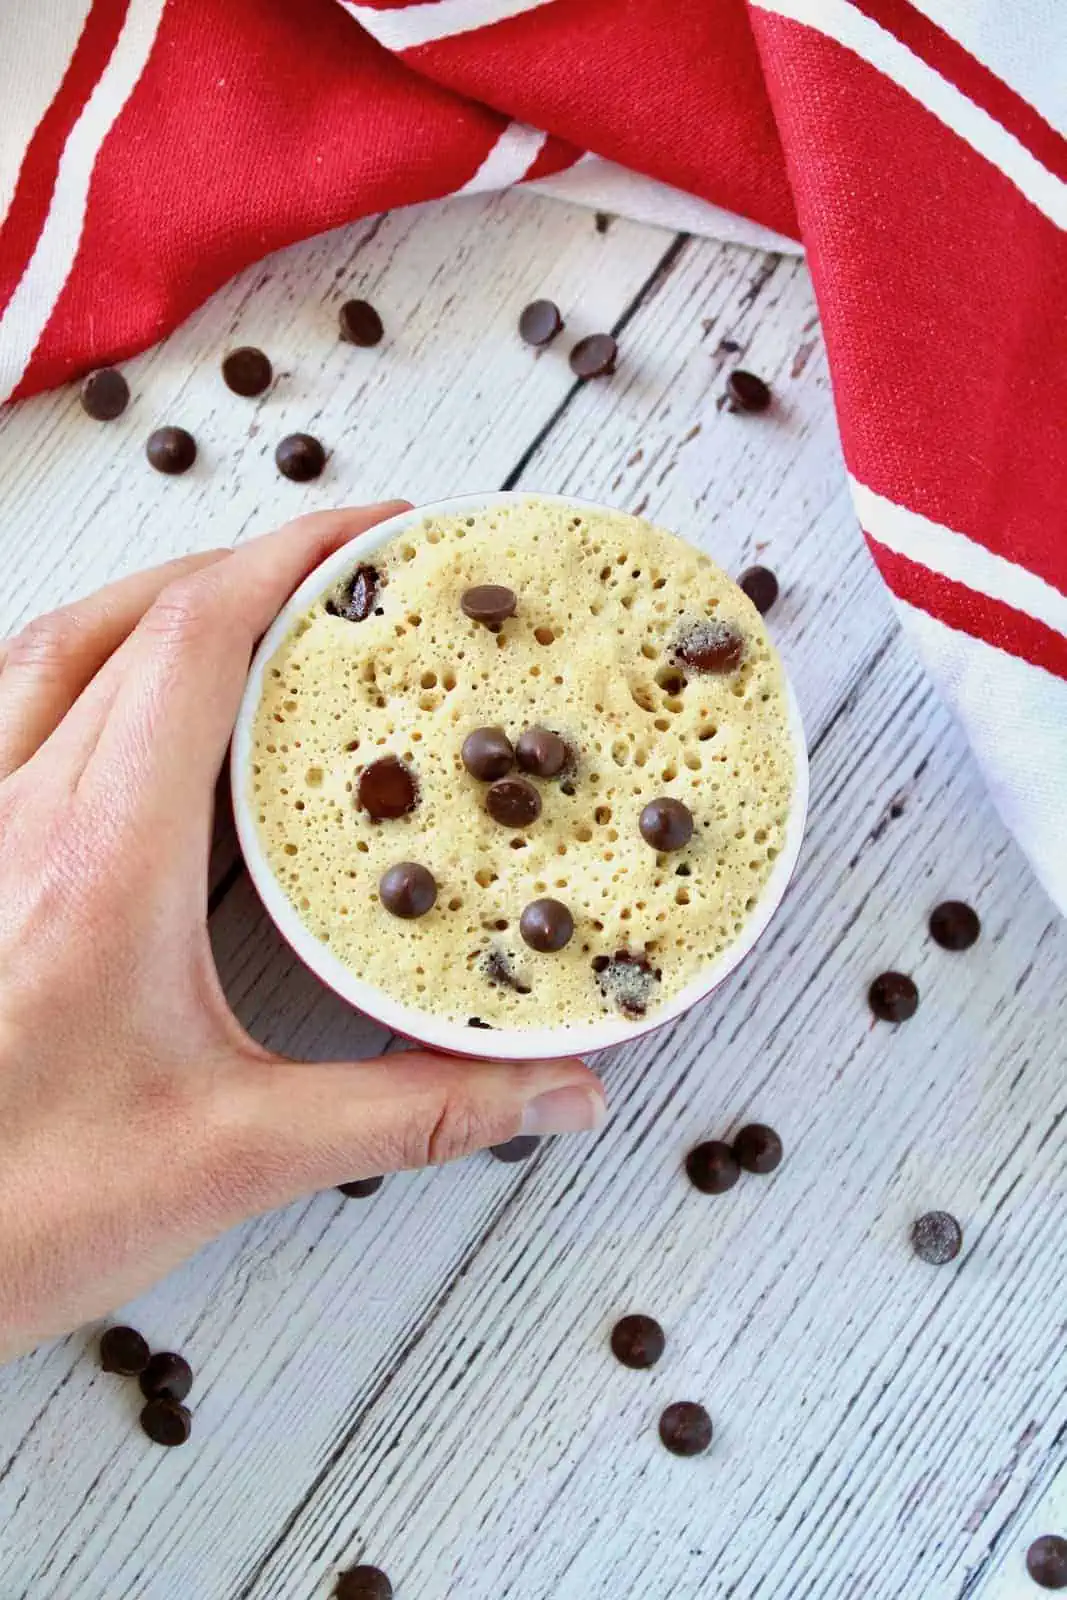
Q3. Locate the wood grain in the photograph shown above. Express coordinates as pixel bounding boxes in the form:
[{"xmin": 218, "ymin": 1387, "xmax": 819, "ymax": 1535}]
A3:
[{"xmin": 0, "ymin": 191, "xmax": 1062, "ymax": 1600}]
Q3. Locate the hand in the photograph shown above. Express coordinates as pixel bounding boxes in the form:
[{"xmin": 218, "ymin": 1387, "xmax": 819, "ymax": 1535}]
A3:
[{"xmin": 0, "ymin": 506, "xmax": 605, "ymax": 1361}]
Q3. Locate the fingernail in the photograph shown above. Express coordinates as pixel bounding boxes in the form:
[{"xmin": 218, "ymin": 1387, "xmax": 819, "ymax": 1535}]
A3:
[{"xmin": 520, "ymin": 1084, "xmax": 607, "ymax": 1137}]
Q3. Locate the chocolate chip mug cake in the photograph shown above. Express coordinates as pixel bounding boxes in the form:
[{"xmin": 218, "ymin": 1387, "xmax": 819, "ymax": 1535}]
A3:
[{"xmin": 248, "ymin": 498, "xmax": 795, "ymax": 1029}]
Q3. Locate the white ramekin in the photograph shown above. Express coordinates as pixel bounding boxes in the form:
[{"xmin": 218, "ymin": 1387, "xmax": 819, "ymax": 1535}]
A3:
[{"xmin": 232, "ymin": 493, "xmax": 809, "ymax": 1060}]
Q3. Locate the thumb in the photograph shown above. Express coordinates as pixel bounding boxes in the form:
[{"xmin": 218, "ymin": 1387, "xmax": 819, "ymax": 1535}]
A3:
[{"xmin": 208, "ymin": 1048, "xmax": 606, "ymax": 1214}]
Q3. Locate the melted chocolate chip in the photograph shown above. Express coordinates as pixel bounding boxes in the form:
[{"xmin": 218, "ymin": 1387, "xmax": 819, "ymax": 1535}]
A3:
[
  {"xmin": 929, "ymin": 901, "xmax": 980, "ymax": 951},
  {"xmin": 484, "ymin": 948, "xmax": 531, "ymax": 995},
  {"xmin": 486, "ymin": 776, "xmax": 541, "ymax": 828},
  {"xmin": 339, "ymin": 300, "xmax": 385, "ymax": 348},
  {"xmin": 276, "ymin": 433, "xmax": 326, "ymax": 482},
  {"xmin": 639, "ymin": 797, "xmax": 693, "ymax": 852},
  {"xmin": 516, "ymin": 726, "xmax": 568, "ymax": 778},
  {"xmin": 80, "ymin": 367, "xmax": 129, "ymax": 421},
  {"xmin": 379, "ymin": 862, "xmax": 437, "ymax": 919},
  {"xmin": 519, "ymin": 898, "xmax": 574, "ymax": 953},
  {"xmin": 911, "ymin": 1211, "xmax": 962, "ymax": 1265},
  {"xmin": 611, "ymin": 1314, "xmax": 665, "ymax": 1370},
  {"xmin": 461, "ymin": 585, "xmax": 516, "ymax": 626},
  {"xmin": 139, "ymin": 1352, "xmax": 193, "ymax": 1403},
  {"xmin": 659, "ymin": 1401, "xmax": 712, "ymax": 1457},
  {"xmin": 738, "ymin": 565, "xmax": 779, "ymax": 614},
  {"xmin": 685, "ymin": 1142, "xmax": 740, "ymax": 1195},
  {"xmin": 358, "ymin": 757, "xmax": 417, "ymax": 821},
  {"xmin": 518, "ymin": 299, "xmax": 563, "ymax": 347},
  {"xmin": 569, "ymin": 333, "xmax": 618, "ymax": 379},
  {"xmin": 732, "ymin": 1124, "xmax": 783, "ymax": 1175},
  {"xmin": 593, "ymin": 950, "xmax": 660, "ymax": 1018},
  {"xmin": 675, "ymin": 620, "xmax": 745, "ymax": 674},
  {"xmin": 462, "ymin": 726, "xmax": 514, "ymax": 782},
  {"xmin": 725, "ymin": 369, "xmax": 772, "ymax": 413},
  {"xmin": 221, "ymin": 346, "xmax": 272, "ymax": 397},
  {"xmin": 99, "ymin": 1325, "xmax": 150, "ymax": 1376},
  {"xmin": 140, "ymin": 1399, "xmax": 191, "ymax": 1448},
  {"xmin": 146, "ymin": 426, "xmax": 196, "ymax": 475},
  {"xmin": 868, "ymin": 971, "xmax": 919, "ymax": 1022},
  {"xmin": 467, "ymin": 1017, "xmax": 493, "ymax": 1029},
  {"xmin": 326, "ymin": 565, "xmax": 378, "ymax": 623}
]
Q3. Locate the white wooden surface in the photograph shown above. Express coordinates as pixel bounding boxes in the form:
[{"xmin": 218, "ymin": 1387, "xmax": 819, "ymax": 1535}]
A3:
[{"xmin": 0, "ymin": 190, "xmax": 1064, "ymax": 1600}]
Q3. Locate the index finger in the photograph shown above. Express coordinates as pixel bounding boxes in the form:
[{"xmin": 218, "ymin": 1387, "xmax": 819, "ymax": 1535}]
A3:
[{"xmin": 82, "ymin": 502, "xmax": 411, "ymax": 814}]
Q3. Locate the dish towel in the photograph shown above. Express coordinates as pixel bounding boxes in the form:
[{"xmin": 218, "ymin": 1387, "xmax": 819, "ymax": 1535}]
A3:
[{"xmin": 1, "ymin": 0, "xmax": 1064, "ymax": 911}]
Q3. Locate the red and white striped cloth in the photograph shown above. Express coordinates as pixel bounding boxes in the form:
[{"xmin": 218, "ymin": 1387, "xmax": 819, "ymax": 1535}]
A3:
[{"xmin": 2, "ymin": 0, "xmax": 1064, "ymax": 909}]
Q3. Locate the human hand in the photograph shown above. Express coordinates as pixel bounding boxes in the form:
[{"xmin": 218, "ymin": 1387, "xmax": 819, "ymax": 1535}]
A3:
[{"xmin": 0, "ymin": 506, "xmax": 605, "ymax": 1361}]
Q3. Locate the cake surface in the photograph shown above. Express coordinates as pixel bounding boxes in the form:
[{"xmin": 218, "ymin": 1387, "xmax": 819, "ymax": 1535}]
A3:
[{"xmin": 250, "ymin": 499, "xmax": 794, "ymax": 1028}]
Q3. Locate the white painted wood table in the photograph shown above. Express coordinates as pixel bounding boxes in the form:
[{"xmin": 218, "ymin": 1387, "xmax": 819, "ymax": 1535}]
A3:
[{"xmin": 0, "ymin": 191, "xmax": 1064, "ymax": 1600}]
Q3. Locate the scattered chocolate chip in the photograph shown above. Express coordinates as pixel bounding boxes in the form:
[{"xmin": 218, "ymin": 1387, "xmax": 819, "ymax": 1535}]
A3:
[
  {"xmin": 99, "ymin": 1325, "xmax": 150, "ymax": 1376},
  {"xmin": 358, "ymin": 757, "xmax": 418, "ymax": 821},
  {"xmin": 140, "ymin": 1399, "xmax": 191, "ymax": 1448},
  {"xmin": 929, "ymin": 900, "xmax": 980, "ymax": 951},
  {"xmin": 610, "ymin": 1314, "xmax": 665, "ymax": 1370},
  {"xmin": 1027, "ymin": 1537, "xmax": 1067, "ymax": 1590},
  {"xmin": 484, "ymin": 948, "xmax": 531, "ymax": 995},
  {"xmin": 335, "ymin": 1566, "xmax": 393, "ymax": 1600},
  {"xmin": 490, "ymin": 1136, "xmax": 539, "ymax": 1164},
  {"xmin": 717, "ymin": 337, "xmax": 741, "ymax": 354},
  {"xmin": 462, "ymin": 726, "xmax": 514, "ymax": 782},
  {"xmin": 725, "ymin": 369, "xmax": 772, "ymax": 413},
  {"xmin": 659, "ymin": 1401, "xmax": 712, "ymax": 1457},
  {"xmin": 520, "ymin": 898, "xmax": 574, "ymax": 953},
  {"xmin": 327, "ymin": 565, "xmax": 378, "ymax": 623},
  {"xmin": 276, "ymin": 433, "xmax": 326, "ymax": 482},
  {"xmin": 685, "ymin": 1141, "xmax": 740, "ymax": 1195},
  {"xmin": 594, "ymin": 211, "xmax": 612, "ymax": 234},
  {"xmin": 515, "ymin": 725, "xmax": 568, "ymax": 779},
  {"xmin": 337, "ymin": 1177, "xmax": 384, "ymax": 1199},
  {"xmin": 911, "ymin": 1211, "xmax": 962, "ymax": 1265},
  {"xmin": 569, "ymin": 332, "xmax": 617, "ymax": 379},
  {"xmin": 675, "ymin": 620, "xmax": 745, "ymax": 675},
  {"xmin": 733, "ymin": 1124, "xmax": 783, "ymax": 1175},
  {"xmin": 738, "ymin": 565, "xmax": 779, "ymax": 615},
  {"xmin": 221, "ymin": 346, "xmax": 272, "ymax": 397},
  {"xmin": 639, "ymin": 797, "xmax": 693, "ymax": 852},
  {"xmin": 486, "ymin": 776, "xmax": 541, "ymax": 828},
  {"xmin": 461, "ymin": 584, "xmax": 516, "ymax": 626},
  {"xmin": 80, "ymin": 367, "xmax": 129, "ymax": 421},
  {"xmin": 593, "ymin": 950, "xmax": 660, "ymax": 1018},
  {"xmin": 146, "ymin": 426, "xmax": 196, "ymax": 475},
  {"xmin": 379, "ymin": 861, "xmax": 437, "ymax": 919},
  {"xmin": 868, "ymin": 971, "xmax": 919, "ymax": 1022},
  {"xmin": 139, "ymin": 1351, "xmax": 193, "ymax": 1403},
  {"xmin": 518, "ymin": 299, "xmax": 563, "ymax": 347},
  {"xmin": 338, "ymin": 299, "xmax": 384, "ymax": 348},
  {"xmin": 467, "ymin": 1017, "xmax": 493, "ymax": 1029}
]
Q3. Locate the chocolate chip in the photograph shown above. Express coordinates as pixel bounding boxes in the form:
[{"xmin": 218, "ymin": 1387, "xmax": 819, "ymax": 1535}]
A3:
[
  {"xmin": 140, "ymin": 1399, "xmax": 191, "ymax": 1448},
  {"xmin": 461, "ymin": 584, "xmax": 516, "ymax": 626},
  {"xmin": 139, "ymin": 1351, "xmax": 193, "ymax": 1403},
  {"xmin": 146, "ymin": 426, "xmax": 196, "ymax": 475},
  {"xmin": 675, "ymin": 620, "xmax": 745, "ymax": 674},
  {"xmin": 593, "ymin": 950, "xmax": 660, "ymax": 1018},
  {"xmin": 738, "ymin": 565, "xmax": 779, "ymax": 615},
  {"xmin": 659, "ymin": 1401, "xmax": 712, "ymax": 1457},
  {"xmin": 359, "ymin": 757, "xmax": 417, "ymax": 820},
  {"xmin": 594, "ymin": 211, "xmax": 612, "ymax": 234},
  {"xmin": 221, "ymin": 346, "xmax": 272, "ymax": 396},
  {"xmin": 467, "ymin": 1017, "xmax": 493, "ymax": 1029},
  {"xmin": 99, "ymin": 1325, "xmax": 150, "ymax": 1376},
  {"xmin": 339, "ymin": 299, "xmax": 384, "ymax": 347},
  {"xmin": 520, "ymin": 898, "xmax": 574, "ymax": 952},
  {"xmin": 337, "ymin": 1177, "xmax": 384, "ymax": 1199},
  {"xmin": 276, "ymin": 433, "xmax": 326, "ymax": 481},
  {"xmin": 516, "ymin": 726, "xmax": 567, "ymax": 778},
  {"xmin": 868, "ymin": 971, "xmax": 919, "ymax": 1022},
  {"xmin": 911, "ymin": 1211, "xmax": 962, "ymax": 1265},
  {"xmin": 569, "ymin": 333, "xmax": 617, "ymax": 379},
  {"xmin": 725, "ymin": 369, "xmax": 772, "ymax": 412},
  {"xmin": 929, "ymin": 900, "xmax": 980, "ymax": 951},
  {"xmin": 518, "ymin": 299, "xmax": 563, "ymax": 347},
  {"xmin": 610, "ymin": 1314, "xmax": 665, "ymax": 1370},
  {"xmin": 490, "ymin": 1136, "xmax": 539, "ymax": 1164},
  {"xmin": 685, "ymin": 1141, "xmax": 740, "ymax": 1195},
  {"xmin": 379, "ymin": 861, "xmax": 436, "ymax": 919},
  {"xmin": 1027, "ymin": 1537, "xmax": 1067, "ymax": 1589},
  {"xmin": 484, "ymin": 948, "xmax": 531, "ymax": 994},
  {"xmin": 486, "ymin": 776, "xmax": 541, "ymax": 828},
  {"xmin": 733, "ymin": 1124, "xmax": 783, "ymax": 1175},
  {"xmin": 462, "ymin": 726, "xmax": 514, "ymax": 782},
  {"xmin": 335, "ymin": 1566, "xmax": 393, "ymax": 1600},
  {"xmin": 326, "ymin": 565, "xmax": 379, "ymax": 623},
  {"xmin": 80, "ymin": 367, "xmax": 129, "ymax": 420},
  {"xmin": 639, "ymin": 798, "xmax": 693, "ymax": 852}
]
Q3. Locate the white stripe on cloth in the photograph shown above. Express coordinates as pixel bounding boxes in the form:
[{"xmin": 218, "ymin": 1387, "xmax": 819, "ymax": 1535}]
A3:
[
  {"xmin": 341, "ymin": 0, "xmax": 557, "ymax": 52},
  {"xmin": 852, "ymin": 478, "xmax": 1067, "ymax": 640},
  {"xmin": 750, "ymin": 0, "xmax": 1067, "ymax": 228},
  {"xmin": 454, "ymin": 122, "xmax": 548, "ymax": 195},
  {"xmin": 914, "ymin": 0, "xmax": 1067, "ymax": 139},
  {"xmin": 0, "ymin": 0, "xmax": 166, "ymax": 405},
  {"xmin": 894, "ymin": 597, "xmax": 1067, "ymax": 912},
  {"xmin": 0, "ymin": 0, "xmax": 92, "ymax": 229}
]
